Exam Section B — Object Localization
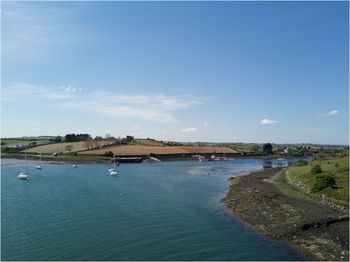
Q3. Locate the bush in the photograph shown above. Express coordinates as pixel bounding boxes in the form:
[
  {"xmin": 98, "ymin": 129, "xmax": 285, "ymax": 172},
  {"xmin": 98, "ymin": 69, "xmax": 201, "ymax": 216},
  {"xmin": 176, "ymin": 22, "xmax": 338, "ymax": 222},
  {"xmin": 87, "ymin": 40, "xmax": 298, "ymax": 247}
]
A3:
[
  {"xmin": 103, "ymin": 151, "xmax": 114, "ymax": 157},
  {"xmin": 295, "ymin": 159, "xmax": 308, "ymax": 166},
  {"xmin": 311, "ymin": 175, "xmax": 336, "ymax": 193},
  {"xmin": 311, "ymin": 165, "xmax": 322, "ymax": 174}
]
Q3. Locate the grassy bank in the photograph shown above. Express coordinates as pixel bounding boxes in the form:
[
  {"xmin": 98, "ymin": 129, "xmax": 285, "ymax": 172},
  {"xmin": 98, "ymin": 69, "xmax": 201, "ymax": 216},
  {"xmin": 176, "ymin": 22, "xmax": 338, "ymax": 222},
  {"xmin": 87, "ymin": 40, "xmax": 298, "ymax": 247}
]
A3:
[
  {"xmin": 224, "ymin": 168, "xmax": 349, "ymax": 261},
  {"xmin": 278, "ymin": 157, "xmax": 349, "ymax": 206}
]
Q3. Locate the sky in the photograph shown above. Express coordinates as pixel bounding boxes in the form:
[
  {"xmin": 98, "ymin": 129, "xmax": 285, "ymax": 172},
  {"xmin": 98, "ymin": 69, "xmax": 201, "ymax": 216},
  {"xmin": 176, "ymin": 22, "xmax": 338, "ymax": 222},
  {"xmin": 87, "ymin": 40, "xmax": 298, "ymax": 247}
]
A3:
[{"xmin": 1, "ymin": 1, "xmax": 349, "ymax": 145}]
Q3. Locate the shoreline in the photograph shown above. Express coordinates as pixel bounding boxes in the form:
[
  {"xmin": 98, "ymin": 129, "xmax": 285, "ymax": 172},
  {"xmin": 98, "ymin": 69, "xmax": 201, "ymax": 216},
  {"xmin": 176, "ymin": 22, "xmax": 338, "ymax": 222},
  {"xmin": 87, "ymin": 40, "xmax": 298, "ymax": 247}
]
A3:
[
  {"xmin": 223, "ymin": 167, "xmax": 349, "ymax": 261},
  {"xmin": 1, "ymin": 153, "xmax": 303, "ymax": 166}
]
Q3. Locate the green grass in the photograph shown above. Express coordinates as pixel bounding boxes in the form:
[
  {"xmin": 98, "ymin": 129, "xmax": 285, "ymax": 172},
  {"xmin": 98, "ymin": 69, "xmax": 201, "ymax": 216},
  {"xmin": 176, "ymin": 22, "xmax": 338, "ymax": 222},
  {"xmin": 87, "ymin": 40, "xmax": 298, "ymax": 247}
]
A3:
[
  {"xmin": 1, "ymin": 138, "xmax": 51, "ymax": 146},
  {"xmin": 285, "ymin": 157, "xmax": 349, "ymax": 204}
]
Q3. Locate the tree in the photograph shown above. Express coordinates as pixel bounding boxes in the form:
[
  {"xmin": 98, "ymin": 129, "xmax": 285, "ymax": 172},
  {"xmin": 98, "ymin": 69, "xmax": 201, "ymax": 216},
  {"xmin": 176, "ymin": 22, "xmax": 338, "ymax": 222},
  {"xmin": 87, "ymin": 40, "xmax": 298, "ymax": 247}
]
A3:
[
  {"xmin": 126, "ymin": 135, "xmax": 134, "ymax": 143},
  {"xmin": 49, "ymin": 136, "xmax": 62, "ymax": 143},
  {"xmin": 263, "ymin": 143, "xmax": 273, "ymax": 154},
  {"xmin": 84, "ymin": 140, "xmax": 94, "ymax": 150},
  {"xmin": 65, "ymin": 134, "xmax": 77, "ymax": 142}
]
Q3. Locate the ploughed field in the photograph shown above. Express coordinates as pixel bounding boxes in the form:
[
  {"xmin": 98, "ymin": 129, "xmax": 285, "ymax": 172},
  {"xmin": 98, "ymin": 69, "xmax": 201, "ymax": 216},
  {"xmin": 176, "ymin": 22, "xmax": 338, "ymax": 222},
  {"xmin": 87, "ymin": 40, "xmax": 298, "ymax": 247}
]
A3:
[
  {"xmin": 22, "ymin": 140, "xmax": 238, "ymax": 156},
  {"xmin": 24, "ymin": 141, "xmax": 116, "ymax": 154},
  {"xmin": 80, "ymin": 145, "xmax": 237, "ymax": 155}
]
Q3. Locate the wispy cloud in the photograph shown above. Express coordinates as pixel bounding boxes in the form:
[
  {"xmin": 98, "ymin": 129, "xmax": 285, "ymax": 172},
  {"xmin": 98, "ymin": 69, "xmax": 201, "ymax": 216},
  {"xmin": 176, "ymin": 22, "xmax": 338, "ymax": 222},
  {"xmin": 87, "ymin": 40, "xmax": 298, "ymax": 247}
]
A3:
[
  {"xmin": 3, "ymin": 82, "xmax": 204, "ymax": 123},
  {"xmin": 324, "ymin": 110, "xmax": 339, "ymax": 117},
  {"xmin": 181, "ymin": 127, "xmax": 198, "ymax": 133},
  {"xmin": 2, "ymin": 4, "xmax": 81, "ymax": 61},
  {"xmin": 2, "ymin": 82, "xmax": 77, "ymax": 101},
  {"xmin": 260, "ymin": 118, "xmax": 279, "ymax": 125},
  {"xmin": 203, "ymin": 122, "xmax": 214, "ymax": 127}
]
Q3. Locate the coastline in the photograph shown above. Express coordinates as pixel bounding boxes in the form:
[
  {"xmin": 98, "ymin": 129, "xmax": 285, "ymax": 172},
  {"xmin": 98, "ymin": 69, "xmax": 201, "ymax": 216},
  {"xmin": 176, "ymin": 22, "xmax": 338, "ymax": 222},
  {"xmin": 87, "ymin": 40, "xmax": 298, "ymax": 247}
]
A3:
[
  {"xmin": 1, "ymin": 153, "xmax": 301, "ymax": 166},
  {"xmin": 223, "ymin": 167, "xmax": 349, "ymax": 261}
]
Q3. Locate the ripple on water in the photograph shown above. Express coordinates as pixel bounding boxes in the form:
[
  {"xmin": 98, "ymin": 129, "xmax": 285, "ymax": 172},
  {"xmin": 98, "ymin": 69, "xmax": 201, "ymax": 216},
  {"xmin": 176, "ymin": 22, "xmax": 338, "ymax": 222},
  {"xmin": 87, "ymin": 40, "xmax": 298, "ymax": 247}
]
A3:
[{"xmin": 2, "ymin": 161, "xmax": 308, "ymax": 261}]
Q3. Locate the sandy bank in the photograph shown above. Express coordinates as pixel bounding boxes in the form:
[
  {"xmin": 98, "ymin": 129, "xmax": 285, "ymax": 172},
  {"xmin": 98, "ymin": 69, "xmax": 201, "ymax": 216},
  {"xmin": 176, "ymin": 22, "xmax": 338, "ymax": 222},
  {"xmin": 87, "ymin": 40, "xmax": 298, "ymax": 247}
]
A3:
[{"xmin": 224, "ymin": 168, "xmax": 349, "ymax": 261}]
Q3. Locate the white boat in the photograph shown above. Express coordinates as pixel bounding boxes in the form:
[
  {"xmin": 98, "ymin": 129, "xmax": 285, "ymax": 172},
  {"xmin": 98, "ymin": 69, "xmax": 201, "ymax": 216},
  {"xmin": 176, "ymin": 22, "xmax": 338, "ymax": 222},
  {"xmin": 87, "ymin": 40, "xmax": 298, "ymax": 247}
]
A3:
[
  {"xmin": 109, "ymin": 156, "xmax": 119, "ymax": 176},
  {"xmin": 18, "ymin": 172, "xmax": 29, "ymax": 180},
  {"xmin": 72, "ymin": 164, "xmax": 78, "ymax": 168},
  {"xmin": 36, "ymin": 153, "xmax": 42, "ymax": 169},
  {"xmin": 109, "ymin": 170, "xmax": 118, "ymax": 176},
  {"xmin": 18, "ymin": 153, "xmax": 29, "ymax": 180}
]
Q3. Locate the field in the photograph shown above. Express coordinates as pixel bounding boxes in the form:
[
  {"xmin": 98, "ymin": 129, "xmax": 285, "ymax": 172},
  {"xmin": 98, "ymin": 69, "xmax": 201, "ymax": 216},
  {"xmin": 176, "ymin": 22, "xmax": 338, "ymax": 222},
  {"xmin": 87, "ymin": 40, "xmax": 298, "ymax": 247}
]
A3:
[
  {"xmin": 79, "ymin": 145, "xmax": 238, "ymax": 155},
  {"xmin": 24, "ymin": 141, "xmax": 115, "ymax": 154},
  {"xmin": 132, "ymin": 139, "xmax": 166, "ymax": 147},
  {"xmin": 1, "ymin": 138, "xmax": 51, "ymax": 146},
  {"xmin": 284, "ymin": 157, "xmax": 349, "ymax": 204}
]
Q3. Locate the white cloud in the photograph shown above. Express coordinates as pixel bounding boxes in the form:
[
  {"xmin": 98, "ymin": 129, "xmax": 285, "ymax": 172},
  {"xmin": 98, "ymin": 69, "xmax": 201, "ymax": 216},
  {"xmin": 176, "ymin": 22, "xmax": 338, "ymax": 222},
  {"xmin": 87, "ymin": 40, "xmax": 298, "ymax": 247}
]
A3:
[
  {"xmin": 181, "ymin": 127, "xmax": 198, "ymax": 133},
  {"xmin": 2, "ymin": 82, "xmax": 76, "ymax": 101},
  {"xmin": 3, "ymin": 82, "xmax": 205, "ymax": 123},
  {"xmin": 326, "ymin": 110, "xmax": 339, "ymax": 117},
  {"xmin": 124, "ymin": 124, "xmax": 147, "ymax": 137},
  {"xmin": 260, "ymin": 118, "xmax": 279, "ymax": 125},
  {"xmin": 203, "ymin": 122, "xmax": 214, "ymax": 127}
]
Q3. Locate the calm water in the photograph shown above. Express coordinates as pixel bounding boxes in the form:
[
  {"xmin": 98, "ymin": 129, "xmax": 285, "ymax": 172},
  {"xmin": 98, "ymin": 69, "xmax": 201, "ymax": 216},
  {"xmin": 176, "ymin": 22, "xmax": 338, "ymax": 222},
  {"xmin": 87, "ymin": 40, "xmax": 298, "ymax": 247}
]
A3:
[{"xmin": 1, "ymin": 159, "xmax": 308, "ymax": 261}]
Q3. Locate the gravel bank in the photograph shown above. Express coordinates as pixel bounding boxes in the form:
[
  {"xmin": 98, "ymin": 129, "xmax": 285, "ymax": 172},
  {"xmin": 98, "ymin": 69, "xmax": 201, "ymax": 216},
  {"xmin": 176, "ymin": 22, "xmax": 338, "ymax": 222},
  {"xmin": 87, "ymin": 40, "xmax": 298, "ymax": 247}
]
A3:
[{"xmin": 224, "ymin": 167, "xmax": 349, "ymax": 261}]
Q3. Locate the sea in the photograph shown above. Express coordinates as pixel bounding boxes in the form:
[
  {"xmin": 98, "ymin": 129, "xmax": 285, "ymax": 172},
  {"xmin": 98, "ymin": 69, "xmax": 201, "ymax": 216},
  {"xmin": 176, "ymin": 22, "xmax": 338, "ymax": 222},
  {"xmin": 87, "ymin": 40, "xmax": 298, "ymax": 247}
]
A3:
[{"xmin": 1, "ymin": 159, "xmax": 309, "ymax": 261}]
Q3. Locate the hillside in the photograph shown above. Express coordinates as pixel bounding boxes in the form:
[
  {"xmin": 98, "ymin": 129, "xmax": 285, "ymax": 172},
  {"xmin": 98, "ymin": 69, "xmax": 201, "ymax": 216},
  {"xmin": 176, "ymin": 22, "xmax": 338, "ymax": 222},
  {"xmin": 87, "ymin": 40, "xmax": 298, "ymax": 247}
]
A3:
[
  {"xmin": 79, "ymin": 145, "xmax": 238, "ymax": 156},
  {"xmin": 281, "ymin": 157, "xmax": 349, "ymax": 205},
  {"xmin": 24, "ymin": 140, "xmax": 115, "ymax": 154}
]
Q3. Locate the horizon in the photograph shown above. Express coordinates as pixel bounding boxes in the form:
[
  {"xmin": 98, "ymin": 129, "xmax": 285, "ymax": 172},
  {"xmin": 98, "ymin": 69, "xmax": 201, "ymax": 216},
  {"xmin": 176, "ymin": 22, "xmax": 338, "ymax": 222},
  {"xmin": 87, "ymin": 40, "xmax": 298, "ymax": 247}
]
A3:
[
  {"xmin": 2, "ymin": 1, "xmax": 349, "ymax": 145},
  {"xmin": 1, "ymin": 134, "xmax": 348, "ymax": 147}
]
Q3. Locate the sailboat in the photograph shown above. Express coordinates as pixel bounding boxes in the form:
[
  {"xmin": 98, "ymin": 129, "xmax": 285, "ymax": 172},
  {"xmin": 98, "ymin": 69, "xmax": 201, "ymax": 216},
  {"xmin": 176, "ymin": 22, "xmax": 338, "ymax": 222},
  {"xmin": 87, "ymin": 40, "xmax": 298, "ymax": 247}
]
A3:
[
  {"xmin": 18, "ymin": 152, "xmax": 29, "ymax": 180},
  {"xmin": 36, "ymin": 153, "xmax": 42, "ymax": 169},
  {"xmin": 109, "ymin": 156, "xmax": 119, "ymax": 176}
]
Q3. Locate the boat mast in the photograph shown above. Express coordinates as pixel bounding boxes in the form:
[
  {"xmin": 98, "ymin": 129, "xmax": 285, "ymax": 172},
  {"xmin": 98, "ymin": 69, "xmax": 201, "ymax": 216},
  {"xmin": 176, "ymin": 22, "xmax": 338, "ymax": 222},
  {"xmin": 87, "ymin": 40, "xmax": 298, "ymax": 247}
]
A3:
[{"xmin": 25, "ymin": 151, "xmax": 28, "ymax": 173}]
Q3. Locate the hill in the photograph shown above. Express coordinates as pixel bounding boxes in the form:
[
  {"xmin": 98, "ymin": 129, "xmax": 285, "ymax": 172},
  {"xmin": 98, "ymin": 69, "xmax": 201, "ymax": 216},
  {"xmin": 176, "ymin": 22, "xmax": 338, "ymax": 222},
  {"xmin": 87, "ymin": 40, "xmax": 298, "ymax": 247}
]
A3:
[
  {"xmin": 281, "ymin": 156, "xmax": 349, "ymax": 205},
  {"xmin": 79, "ymin": 145, "xmax": 238, "ymax": 156}
]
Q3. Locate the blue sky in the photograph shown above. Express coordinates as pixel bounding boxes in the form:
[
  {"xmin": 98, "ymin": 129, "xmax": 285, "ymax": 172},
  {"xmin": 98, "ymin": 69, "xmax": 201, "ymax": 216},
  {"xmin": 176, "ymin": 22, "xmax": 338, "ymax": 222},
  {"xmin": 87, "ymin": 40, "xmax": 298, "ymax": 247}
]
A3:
[{"xmin": 1, "ymin": 1, "xmax": 349, "ymax": 144}]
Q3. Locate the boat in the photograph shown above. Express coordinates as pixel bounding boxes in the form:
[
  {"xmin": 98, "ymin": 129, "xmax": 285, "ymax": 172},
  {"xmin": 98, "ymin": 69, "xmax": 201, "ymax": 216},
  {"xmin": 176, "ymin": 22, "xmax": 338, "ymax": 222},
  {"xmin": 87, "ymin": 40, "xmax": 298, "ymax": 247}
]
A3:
[
  {"xmin": 18, "ymin": 152, "xmax": 29, "ymax": 180},
  {"xmin": 109, "ymin": 156, "xmax": 119, "ymax": 176},
  {"xmin": 72, "ymin": 164, "xmax": 78, "ymax": 168},
  {"xmin": 275, "ymin": 158, "xmax": 288, "ymax": 166},
  {"xmin": 207, "ymin": 155, "xmax": 223, "ymax": 161},
  {"xmin": 276, "ymin": 157, "xmax": 286, "ymax": 161},
  {"xmin": 36, "ymin": 153, "xmax": 42, "ymax": 169}
]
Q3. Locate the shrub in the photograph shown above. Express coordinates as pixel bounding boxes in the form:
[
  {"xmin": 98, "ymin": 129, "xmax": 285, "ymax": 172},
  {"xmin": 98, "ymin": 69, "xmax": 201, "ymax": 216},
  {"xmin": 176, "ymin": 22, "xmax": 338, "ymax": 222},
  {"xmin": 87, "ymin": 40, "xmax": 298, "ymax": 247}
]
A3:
[
  {"xmin": 335, "ymin": 163, "xmax": 340, "ymax": 168},
  {"xmin": 311, "ymin": 165, "xmax": 322, "ymax": 174},
  {"xmin": 103, "ymin": 151, "xmax": 114, "ymax": 157},
  {"xmin": 295, "ymin": 159, "xmax": 308, "ymax": 166},
  {"xmin": 311, "ymin": 175, "xmax": 336, "ymax": 193}
]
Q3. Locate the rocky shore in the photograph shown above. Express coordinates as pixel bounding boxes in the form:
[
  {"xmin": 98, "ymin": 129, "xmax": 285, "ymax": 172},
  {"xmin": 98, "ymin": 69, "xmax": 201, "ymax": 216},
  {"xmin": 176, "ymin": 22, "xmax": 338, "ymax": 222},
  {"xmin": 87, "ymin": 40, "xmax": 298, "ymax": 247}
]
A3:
[{"xmin": 224, "ymin": 168, "xmax": 349, "ymax": 261}]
